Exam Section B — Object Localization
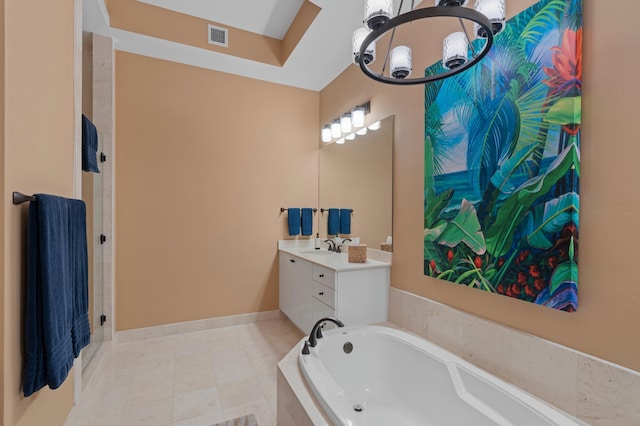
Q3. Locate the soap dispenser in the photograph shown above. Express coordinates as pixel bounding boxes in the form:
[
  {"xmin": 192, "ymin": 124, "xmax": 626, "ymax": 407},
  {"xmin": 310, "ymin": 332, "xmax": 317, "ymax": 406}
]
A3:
[{"xmin": 315, "ymin": 233, "xmax": 321, "ymax": 250}]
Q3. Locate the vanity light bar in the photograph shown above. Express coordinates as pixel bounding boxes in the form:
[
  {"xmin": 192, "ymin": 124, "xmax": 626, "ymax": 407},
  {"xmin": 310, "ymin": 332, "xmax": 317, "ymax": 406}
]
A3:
[{"xmin": 321, "ymin": 101, "xmax": 371, "ymax": 144}]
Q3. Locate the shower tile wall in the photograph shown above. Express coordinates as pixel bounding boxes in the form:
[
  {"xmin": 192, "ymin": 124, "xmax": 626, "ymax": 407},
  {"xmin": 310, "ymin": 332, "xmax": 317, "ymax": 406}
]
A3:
[{"xmin": 389, "ymin": 287, "xmax": 640, "ymax": 425}]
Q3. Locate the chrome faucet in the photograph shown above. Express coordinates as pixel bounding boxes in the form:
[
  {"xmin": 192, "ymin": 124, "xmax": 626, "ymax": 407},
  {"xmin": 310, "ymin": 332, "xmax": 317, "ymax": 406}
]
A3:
[{"xmin": 301, "ymin": 317, "xmax": 345, "ymax": 355}]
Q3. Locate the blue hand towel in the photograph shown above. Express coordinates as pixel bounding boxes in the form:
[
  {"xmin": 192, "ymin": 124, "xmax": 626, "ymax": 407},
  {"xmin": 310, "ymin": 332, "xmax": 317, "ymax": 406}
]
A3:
[
  {"xmin": 23, "ymin": 194, "xmax": 91, "ymax": 397},
  {"xmin": 340, "ymin": 209, "xmax": 352, "ymax": 235},
  {"xmin": 287, "ymin": 208, "xmax": 301, "ymax": 236},
  {"xmin": 327, "ymin": 208, "xmax": 340, "ymax": 236},
  {"xmin": 301, "ymin": 208, "xmax": 313, "ymax": 236},
  {"xmin": 82, "ymin": 115, "xmax": 100, "ymax": 173}
]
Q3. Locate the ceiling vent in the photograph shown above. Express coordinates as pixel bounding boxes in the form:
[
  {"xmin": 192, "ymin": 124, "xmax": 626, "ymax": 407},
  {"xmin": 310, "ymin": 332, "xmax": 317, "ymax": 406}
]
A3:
[{"xmin": 208, "ymin": 24, "xmax": 228, "ymax": 48}]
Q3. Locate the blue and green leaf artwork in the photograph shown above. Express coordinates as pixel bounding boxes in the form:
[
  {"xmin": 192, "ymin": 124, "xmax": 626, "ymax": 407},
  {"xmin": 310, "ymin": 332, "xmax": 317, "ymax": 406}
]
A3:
[{"xmin": 424, "ymin": 0, "xmax": 582, "ymax": 312}]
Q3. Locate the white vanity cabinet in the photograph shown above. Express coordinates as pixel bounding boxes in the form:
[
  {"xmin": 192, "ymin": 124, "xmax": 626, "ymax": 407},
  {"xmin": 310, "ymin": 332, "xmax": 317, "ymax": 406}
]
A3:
[
  {"xmin": 279, "ymin": 252, "xmax": 313, "ymax": 334},
  {"xmin": 279, "ymin": 249, "xmax": 390, "ymax": 334}
]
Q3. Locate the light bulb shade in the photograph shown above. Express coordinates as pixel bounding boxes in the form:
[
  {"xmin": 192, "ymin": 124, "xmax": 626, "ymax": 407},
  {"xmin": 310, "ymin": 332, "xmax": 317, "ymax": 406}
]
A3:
[
  {"xmin": 443, "ymin": 32, "xmax": 469, "ymax": 70},
  {"xmin": 390, "ymin": 46, "xmax": 412, "ymax": 79},
  {"xmin": 352, "ymin": 28, "xmax": 376, "ymax": 65},
  {"xmin": 331, "ymin": 121, "xmax": 341, "ymax": 138},
  {"xmin": 435, "ymin": 0, "xmax": 468, "ymax": 6},
  {"xmin": 474, "ymin": 0, "xmax": 506, "ymax": 37},
  {"xmin": 321, "ymin": 125, "xmax": 332, "ymax": 142},
  {"xmin": 351, "ymin": 106, "xmax": 366, "ymax": 127},
  {"xmin": 365, "ymin": 0, "xmax": 393, "ymax": 30},
  {"xmin": 346, "ymin": 133, "xmax": 356, "ymax": 141},
  {"xmin": 356, "ymin": 127, "xmax": 368, "ymax": 136},
  {"xmin": 368, "ymin": 121, "xmax": 381, "ymax": 131},
  {"xmin": 336, "ymin": 138, "xmax": 346, "ymax": 144},
  {"xmin": 340, "ymin": 114, "xmax": 352, "ymax": 133}
]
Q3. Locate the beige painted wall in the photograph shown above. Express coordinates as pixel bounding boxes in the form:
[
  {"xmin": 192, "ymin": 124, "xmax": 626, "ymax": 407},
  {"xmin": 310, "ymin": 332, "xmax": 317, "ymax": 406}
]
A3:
[
  {"xmin": 115, "ymin": 52, "xmax": 319, "ymax": 330},
  {"xmin": 3, "ymin": 0, "xmax": 76, "ymax": 424},
  {"xmin": 319, "ymin": 116, "xmax": 393, "ymax": 248},
  {"xmin": 321, "ymin": 0, "xmax": 640, "ymax": 373}
]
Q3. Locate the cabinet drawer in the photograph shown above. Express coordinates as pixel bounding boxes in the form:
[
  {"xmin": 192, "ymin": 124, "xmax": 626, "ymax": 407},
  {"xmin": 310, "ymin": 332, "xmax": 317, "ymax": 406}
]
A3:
[
  {"xmin": 312, "ymin": 281, "xmax": 335, "ymax": 309},
  {"xmin": 312, "ymin": 298, "xmax": 337, "ymax": 331},
  {"xmin": 312, "ymin": 264, "xmax": 335, "ymax": 289}
]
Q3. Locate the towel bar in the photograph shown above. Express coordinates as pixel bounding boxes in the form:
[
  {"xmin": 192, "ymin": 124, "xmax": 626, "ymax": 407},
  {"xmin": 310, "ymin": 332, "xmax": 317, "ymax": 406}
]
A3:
[
  {"xmin": 280, "ymin": 208, "xmax": 318, "ymax": 213},
  {"xmin": 13, "ymin": 192, "xmax": 36, "ymax": 205},
  {"xmin": 320, "ymin": 208, "xmax": 354, "ymax": 213}
]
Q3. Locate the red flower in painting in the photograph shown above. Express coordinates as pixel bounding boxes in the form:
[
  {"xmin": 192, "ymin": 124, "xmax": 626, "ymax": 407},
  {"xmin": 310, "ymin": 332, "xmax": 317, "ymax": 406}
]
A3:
[
  {"xmin": 497, "ymin": 257, "xmax": 505, "ymax": 267},
  {"xmin": 506, "ymin": 283, "xmax": 520, "ymax": 298},
  {"xmin": 497, "ymin": 283, "xmax": 506, "ymax": 294},
  {"xmin": 524, "ymin": 285, "xmax": 536, "ymax": 298},
  {"xmin": 474, "ymin": 256, "xmax": 482, "ymax": 269},
  {"xmin": 517, "ymin": 272, "xmax": 528, "ymax": 285},
  {"xmin": 529, "ymin": 264, "xmax": 541, "ymax": 278},
  {"xmin": 548, "ymin": 256, "xmax": 559, "ymax": 269},
  {"xmin": 544, "ymin": 28, "xmax": 583, "ymax": 97},
  {"xmin": 544, "ymin": 28, "xmax": 583, "ymax": 135},
  {"xmin": 516, "ymin": 250, "xmax": 530, "ymax": 265},
  {"xmin": 447, "ymin": 249, "xmax": 454, "ymax": 262},
  {"xmin": 429, "ymin": 260, "xmax": 437, "ymax": 271},
  {"xmin": 534, "ymin": 278, "xmax": 546, "ymax": 292}
]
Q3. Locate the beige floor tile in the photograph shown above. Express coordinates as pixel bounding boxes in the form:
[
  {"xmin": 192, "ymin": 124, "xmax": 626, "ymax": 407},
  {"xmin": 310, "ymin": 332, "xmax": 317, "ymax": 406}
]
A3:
[
  {"xmin": 119, "ymin": 395, "xmax": 173, "ymax": 426},
  {"xmin": 214, "ymin": 359, "xmax": 256, "ymax": 384},
  {"xmin": 218, "ymin": 377, "xmax": 265, "ymax": 410},
  {"xmin": 174, "ymin": 368, "xmax": 217, "ymax": 395},
  {"xmin": 173, "ymin": 386, "xmax": 223, "ymax": 423},
  {"xmin": 69, "ymin": 317, "xmax": 296, "ymax": 426},
  {"xmin": 222, "ymin": 398, "xmax": 275, "ymax": 426}
]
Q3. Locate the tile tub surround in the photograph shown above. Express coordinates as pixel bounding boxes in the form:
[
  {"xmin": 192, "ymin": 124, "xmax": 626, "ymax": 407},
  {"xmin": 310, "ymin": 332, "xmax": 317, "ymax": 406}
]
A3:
[
  {"xmin": 65, "ymin": 317, "xmax": 304, "ymax": 426},
  {"xmin": 389, "ymin": 287, "xmax": 640, "ymax": 426}
]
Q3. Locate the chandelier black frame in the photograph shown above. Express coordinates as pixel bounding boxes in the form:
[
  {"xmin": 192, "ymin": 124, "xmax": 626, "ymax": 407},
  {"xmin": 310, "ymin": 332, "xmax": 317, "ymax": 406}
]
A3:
[{"xmin": 358, "ymin": 6, "xmax": 495, "ymax": 85}]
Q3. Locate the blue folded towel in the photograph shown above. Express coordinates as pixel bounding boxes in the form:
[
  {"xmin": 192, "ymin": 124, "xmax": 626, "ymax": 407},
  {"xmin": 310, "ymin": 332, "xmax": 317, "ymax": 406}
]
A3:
[
  {"xmin": 301, "ymin": 208, "xmax": 313, "ymax": 236},
  {"xmin": 23, "ymin": 194, "xmax": 91, "ymax": 396},
  {"xmin": 327, "ymin": 208, "xmax": 340, "ymax": 236},
  {"xmin": 82, "ymin": 115, "xmax": 100, "ymax": 173},
  {"xmin": 287, "ymin": 208, "xmax": 301, "ymax": 236},
  {"xmin": 340, "ymin": 209, "xmax": 352, "ymax": 235}
]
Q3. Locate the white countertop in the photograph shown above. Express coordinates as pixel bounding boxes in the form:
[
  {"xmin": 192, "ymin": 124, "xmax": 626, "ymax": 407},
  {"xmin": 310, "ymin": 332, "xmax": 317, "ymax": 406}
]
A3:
[{"xmin": 278, "ymin": 241, "xmax": 391, "ymax": 272}]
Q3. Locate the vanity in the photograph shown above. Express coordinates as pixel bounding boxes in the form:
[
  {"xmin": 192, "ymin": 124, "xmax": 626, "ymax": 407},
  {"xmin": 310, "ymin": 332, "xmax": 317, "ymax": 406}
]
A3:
[{"xmin": 278, "ymin": 240, "xmax": 390, "ymax": 334}]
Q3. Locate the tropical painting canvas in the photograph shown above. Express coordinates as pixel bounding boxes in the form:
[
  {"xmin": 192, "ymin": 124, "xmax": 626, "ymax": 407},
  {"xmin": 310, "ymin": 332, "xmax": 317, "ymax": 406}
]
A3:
[{"xmin": 424, "ymin": 0, "xmax": 582, "ymax": 312}]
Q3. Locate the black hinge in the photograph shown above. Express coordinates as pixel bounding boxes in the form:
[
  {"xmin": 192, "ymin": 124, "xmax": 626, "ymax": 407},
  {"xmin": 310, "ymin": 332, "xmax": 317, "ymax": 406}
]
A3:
[
  {"xmin": 100, "ymin": 234, "xmax": 107, "ymax": 244},
  {"xmin": 100, "ymin": 152, "xmax": 107, "ymax": 163},
  {"xmin": 100, "ymin": 314, "xmax": 107, "ymax": 326}
]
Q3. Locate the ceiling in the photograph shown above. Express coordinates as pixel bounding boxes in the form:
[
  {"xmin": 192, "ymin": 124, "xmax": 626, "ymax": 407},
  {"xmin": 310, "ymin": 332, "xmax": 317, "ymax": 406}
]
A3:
[
  {"xmin": 82, "ymin": 0, "xmax": 366, "ymax": 91},
  {"xmin": 83, "ymin": 0, "xmax": 423, "ymax": 91}
]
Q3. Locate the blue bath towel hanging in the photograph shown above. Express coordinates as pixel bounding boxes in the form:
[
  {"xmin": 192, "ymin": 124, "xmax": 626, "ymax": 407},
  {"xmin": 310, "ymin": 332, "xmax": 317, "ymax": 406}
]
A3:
[
  {"xmin": 301, "ymin": 208, "xmax": 313, "ymax": 236},
  {"xmin": 287, "ymin": 208, "xmax": 301, "ymax": 236},
  {"xmin": 23, "ymin": 194, "xmax": 91, "ymax": 396},
  {"xmin": 82, "ymin": 115, "xmax": 100, "ymax": 173},
  {"xmin": 340, "ymin": 209, "xmax": 352, "ymax": 235},
  {"xmin": 327, "ymin": 208, "xmax": 340, "ymax": 236}
]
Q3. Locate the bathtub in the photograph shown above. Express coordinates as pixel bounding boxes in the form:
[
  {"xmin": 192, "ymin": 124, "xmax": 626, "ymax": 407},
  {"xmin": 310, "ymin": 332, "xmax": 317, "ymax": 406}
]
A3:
[{"xmin": 298, "ymin": 325, "xmax": 586, "ymax": 426}]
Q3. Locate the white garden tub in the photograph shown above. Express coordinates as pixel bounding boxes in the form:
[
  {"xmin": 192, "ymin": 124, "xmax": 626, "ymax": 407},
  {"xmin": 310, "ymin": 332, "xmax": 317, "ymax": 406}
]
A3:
[{"xmin": 298, "ymin": 325, "xmax": 586, "ymax": 426}]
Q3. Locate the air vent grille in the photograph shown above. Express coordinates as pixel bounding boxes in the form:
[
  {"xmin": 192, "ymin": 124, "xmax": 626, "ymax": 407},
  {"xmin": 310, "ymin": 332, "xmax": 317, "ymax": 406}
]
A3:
[{"xmin": 208, "ymin": 24, "xmax": 228, "ymax": 48}]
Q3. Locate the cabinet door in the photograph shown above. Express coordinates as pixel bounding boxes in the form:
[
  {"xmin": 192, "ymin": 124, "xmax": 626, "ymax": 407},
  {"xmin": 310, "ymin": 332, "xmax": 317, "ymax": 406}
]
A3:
[{"xmin": 279, "ymin": 253, "xmax": 312, "ymax": 333}]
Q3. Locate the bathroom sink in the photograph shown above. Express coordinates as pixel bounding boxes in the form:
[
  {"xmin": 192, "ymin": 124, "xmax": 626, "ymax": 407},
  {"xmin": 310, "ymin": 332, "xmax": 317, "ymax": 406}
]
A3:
[{"xmin": 300, "ymin": 250, "xmax": 334, "ymax": 256}]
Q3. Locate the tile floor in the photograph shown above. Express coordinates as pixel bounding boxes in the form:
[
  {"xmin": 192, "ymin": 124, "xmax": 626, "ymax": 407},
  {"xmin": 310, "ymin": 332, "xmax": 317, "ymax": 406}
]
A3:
[{"xmin": 66, "ymin": 318, "xmax": 304, "ymax": 426}]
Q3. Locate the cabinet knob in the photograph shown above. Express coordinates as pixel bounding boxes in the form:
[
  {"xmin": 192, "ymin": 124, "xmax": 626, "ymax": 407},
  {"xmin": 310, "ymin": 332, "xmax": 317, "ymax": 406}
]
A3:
[
  {"xmin": 290, "ymin": 259, "xmax": 296, "ymax": 263},
  {"xmin": 319, "ymin": 292, "xmax": 324, "ymax": 296},
  {"xmin": 319, "ymin": 274, "xmax": 324, "ymax": 278}
]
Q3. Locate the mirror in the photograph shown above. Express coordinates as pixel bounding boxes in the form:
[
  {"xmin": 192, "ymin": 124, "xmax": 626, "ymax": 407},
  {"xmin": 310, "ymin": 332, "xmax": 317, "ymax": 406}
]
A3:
[{"xmin": 319, "ymin": 115, "xmax": 393, "ymax": 251}]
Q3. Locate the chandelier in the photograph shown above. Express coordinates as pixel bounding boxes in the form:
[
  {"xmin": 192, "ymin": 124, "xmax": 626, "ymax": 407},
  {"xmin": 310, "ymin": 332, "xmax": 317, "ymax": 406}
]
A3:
[{"xmin": 353, "ymin": 0, "xmax": 506, "ymax": 85}]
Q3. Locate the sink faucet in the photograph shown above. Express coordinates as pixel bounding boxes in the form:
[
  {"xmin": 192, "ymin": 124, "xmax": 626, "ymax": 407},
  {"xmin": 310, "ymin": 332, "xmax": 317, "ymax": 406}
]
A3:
[
  {"xmin": 301, "ymin": 317, "xmax": 345, "ymax": 355},
  {"xmin": 324, "ymin": 239, "xmax": 337, "ymax": 252},
  {"xmin": 336, "ymin": 238, "xmax": 352, "ymax": 253}
]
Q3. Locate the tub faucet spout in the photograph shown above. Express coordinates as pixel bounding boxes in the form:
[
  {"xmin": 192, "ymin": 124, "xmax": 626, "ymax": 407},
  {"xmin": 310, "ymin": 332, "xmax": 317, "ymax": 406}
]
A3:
[{"xmin": 307, "ymin": 317, "xmax": 345, "ymax": 349}]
